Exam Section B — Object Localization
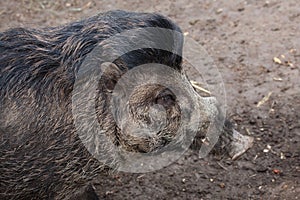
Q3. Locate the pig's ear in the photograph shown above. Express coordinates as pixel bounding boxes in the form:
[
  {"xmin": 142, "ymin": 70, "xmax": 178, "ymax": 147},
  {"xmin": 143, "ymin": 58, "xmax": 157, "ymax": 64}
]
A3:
[{"xmin": 100, "ymin": 62, "xmax": 123, "ymax": 92}]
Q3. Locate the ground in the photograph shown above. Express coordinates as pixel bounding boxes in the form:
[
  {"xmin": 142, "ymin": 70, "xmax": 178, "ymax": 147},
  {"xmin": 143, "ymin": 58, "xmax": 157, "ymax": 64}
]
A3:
[{"xmin": 0, "ymin": 0, "xmax": 299, "ymax": 199}]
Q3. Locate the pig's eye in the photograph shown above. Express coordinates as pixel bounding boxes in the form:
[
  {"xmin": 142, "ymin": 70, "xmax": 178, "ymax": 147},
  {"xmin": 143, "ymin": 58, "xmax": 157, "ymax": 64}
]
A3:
[{"xmin": 155, "ymin": 93, "xmax": 176, "ymax": 108}]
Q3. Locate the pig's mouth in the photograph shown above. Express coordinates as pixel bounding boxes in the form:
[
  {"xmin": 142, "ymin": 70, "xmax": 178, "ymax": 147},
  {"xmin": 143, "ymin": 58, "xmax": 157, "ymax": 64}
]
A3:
[
  {"xmin": 119, "ymin": 129, "xmax": 180, "ymax": 154},
  {"xmin": 193, "ymin": 116, "xmax": 254, "ymax": 160},
  {"xmin": 123, "ymin": 124, "xmax": 254, "ymax": 159}
]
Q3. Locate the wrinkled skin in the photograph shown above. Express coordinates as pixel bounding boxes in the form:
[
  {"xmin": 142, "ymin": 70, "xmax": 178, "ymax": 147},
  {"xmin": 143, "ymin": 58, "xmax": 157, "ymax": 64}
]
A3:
[{"xmin": 0, "ymin": 10, "xmax": 252, "ymax": 200}]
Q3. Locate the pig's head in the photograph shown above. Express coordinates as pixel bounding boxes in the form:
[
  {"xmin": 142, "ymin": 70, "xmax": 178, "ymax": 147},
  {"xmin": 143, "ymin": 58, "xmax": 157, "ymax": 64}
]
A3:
[
  {"xmin": 96, "ymin": 59, "xmax": 252, "ymax": 161},
  {"xmin": 73, "ymin": 25, "xmax": 253, "ymax": 172},
  {"xmin": 95, "ymin": 55, "xmax": 223, "ymax": 156},
  {"xmin": 98, "ymin": 63, "xmax": 203, "ymax": 149}
]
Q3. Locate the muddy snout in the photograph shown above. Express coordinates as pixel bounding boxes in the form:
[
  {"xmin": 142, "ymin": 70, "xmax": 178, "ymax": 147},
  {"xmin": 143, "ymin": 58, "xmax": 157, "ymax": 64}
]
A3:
[{"xmin": 193, "ymin": 96, "xmax": 254, "ymax": 159}]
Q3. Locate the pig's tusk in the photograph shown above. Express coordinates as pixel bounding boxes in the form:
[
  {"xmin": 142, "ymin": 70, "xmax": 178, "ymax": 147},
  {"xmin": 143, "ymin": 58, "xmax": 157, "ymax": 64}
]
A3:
[{"xmin": 190, "ymin": 80, "xmax": 211, "ymax": 95}]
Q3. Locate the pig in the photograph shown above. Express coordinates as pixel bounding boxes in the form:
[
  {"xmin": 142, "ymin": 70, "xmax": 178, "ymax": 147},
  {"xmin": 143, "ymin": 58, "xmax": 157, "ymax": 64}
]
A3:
[{"xmin": 0, "ymin": 10, "xmax": 252, "ymax": 199}]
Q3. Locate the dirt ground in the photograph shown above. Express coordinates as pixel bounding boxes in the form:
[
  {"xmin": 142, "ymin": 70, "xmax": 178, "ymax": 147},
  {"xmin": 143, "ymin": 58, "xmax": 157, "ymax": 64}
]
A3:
[{"xmin": 0, "ymin": 0, "xmax": 299, "ymax": 199}]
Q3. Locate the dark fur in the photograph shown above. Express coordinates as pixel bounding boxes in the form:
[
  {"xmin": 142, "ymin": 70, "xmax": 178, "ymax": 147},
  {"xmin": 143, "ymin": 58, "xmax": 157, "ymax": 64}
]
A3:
[
  {"xmin": 0, "ymin": 10, "xmax": 184, "ymax": 199},
  {"xmin": 0, "ymin": 10, "xmax": 245, "ymax": 200}
]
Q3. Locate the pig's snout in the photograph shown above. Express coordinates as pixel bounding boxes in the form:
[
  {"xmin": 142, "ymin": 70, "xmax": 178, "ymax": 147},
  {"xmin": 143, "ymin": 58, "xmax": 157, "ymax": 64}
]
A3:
[{"xmin": 193, "ymin": 95, "xmax": 253, "ymax": 159}]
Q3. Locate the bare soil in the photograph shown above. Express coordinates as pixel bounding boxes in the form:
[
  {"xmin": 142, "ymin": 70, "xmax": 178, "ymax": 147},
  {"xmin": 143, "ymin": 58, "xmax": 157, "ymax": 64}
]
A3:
[{"xmin": 0, "ymin": 0, "xmax": 299, "ymax": 199}]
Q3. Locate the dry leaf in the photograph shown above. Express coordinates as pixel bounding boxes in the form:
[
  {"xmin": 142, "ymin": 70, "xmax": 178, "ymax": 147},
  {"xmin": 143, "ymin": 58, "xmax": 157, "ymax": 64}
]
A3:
[
  {"xmin": 273, "ymin": 57, "xmax": 282, "ymax": 64},
  {"xmin": 184, "ymin": 32, "xmax": 189, "ymax": 36},
  {"xmin": 273, "ymin": 77, "xmax": 283, "ymax": 81},
  {"xmin": 287, "ymin": 61, "xmax": 294, "ymax": 68}
]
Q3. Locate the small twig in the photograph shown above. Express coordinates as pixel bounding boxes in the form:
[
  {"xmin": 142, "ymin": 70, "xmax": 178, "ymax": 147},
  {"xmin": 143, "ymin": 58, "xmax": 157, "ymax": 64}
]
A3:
[
  {"xmin": 217, "ymin": 162, "xmax": 228, "ymax": 170},
  {"xmin": 245, "ymin": 128, "xmax": 253, "ymax": 135},
  {"xmin": 257, "ymin": 92, "xmax": 272, "ymax": 107},
  {"xmin": 69, "ymin": 1, "xmax": 92, "ymax": 12}
]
